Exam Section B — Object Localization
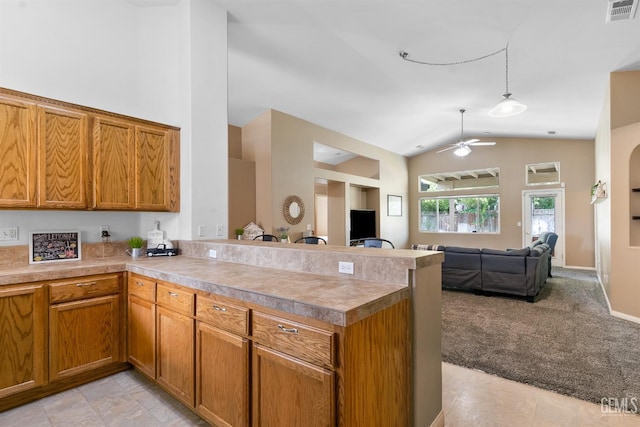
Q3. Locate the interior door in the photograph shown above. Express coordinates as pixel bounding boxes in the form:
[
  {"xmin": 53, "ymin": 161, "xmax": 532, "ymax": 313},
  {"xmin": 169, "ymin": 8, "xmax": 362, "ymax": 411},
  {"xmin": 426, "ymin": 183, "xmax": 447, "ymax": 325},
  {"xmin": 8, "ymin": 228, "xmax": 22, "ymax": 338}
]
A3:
[{"xmin": 522, "ymin": 189, "xmax": 564, "ymax": 267}]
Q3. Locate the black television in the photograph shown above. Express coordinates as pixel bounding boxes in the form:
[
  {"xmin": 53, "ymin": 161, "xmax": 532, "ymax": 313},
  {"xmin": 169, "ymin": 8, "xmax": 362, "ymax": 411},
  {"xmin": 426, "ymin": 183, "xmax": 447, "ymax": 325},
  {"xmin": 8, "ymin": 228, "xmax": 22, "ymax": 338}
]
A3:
[{"xmin": 350, "ymin": 209, "xmax": 376, "ymax": 240}]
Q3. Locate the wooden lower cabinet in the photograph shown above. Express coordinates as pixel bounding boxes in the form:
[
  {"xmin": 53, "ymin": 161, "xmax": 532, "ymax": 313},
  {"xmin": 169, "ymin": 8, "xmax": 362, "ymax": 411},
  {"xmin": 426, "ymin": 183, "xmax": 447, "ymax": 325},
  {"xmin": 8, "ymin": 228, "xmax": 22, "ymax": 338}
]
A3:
[
  {"xmin": 252, "ymin": 343, "xmax": 334, "ymax": 427},
  {"xmin": 48, "ymin": 274, "xmax": 124, "ymax": 382},
  {"xmin": 126, "ymin": 276, "xmax": 409, "ymax": 427},
  {"xmin": 127, "ymin": 273, "xmax": 156, "ymax": 379},
  {"xmin": 127, "ymin": 294, "xmax": 156, "ymax": 379},
  {"xmin": 196, "ymin": 321, "xmax": 249, "ymax": 427},
  {"xmin": 156, "ymin": 305, "xmax": 195, "ymax": 407},
  {"xmin": 0, "ymin": 284, "xmax": 46, "ymax": 398},
  {"xmin": 49, "ymin": 294, "xmax": 122, "ymax": 381}
]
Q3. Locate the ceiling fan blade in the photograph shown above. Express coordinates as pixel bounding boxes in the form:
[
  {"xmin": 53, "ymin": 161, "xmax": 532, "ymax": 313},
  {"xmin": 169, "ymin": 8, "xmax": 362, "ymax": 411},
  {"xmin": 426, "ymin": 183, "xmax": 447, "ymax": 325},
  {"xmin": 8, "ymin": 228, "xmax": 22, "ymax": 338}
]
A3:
[
  {"xmin": 469, "ymin": 141, "xmax": 496, "ymax": 146},
  {"xmin": 436, "ymin": 145, "xmax": 457, "ymax": 153},
  {"xmin": 462, "ymin": 138, "xmax": 479, "ymax": 144}
]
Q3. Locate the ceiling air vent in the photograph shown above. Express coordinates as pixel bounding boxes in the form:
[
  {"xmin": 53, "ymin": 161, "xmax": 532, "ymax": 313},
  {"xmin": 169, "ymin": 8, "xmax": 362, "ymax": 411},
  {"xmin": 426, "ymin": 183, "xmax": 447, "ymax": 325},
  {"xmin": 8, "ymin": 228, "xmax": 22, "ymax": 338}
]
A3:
[{"xmin": 606, "ymin": 0, "xmax": 638, "ymax": 22}]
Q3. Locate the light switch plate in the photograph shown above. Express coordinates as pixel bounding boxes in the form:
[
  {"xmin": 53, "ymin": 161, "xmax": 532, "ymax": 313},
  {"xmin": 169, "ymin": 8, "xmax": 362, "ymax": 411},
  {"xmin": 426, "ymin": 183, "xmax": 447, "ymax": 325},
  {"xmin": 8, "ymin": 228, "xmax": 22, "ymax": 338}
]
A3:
[
  {"xmin": 0, "ymin": 226, "xmax": 18, "ymax": 241},
  {"xmin": 339, "ymin": 261, "xmax": 354, "ymax": 274}
]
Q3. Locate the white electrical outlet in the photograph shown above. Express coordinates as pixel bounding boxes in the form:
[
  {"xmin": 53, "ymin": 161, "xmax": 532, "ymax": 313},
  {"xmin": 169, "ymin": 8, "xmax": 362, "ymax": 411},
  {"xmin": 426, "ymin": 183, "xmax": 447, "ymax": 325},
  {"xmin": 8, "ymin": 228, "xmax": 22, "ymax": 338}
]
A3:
[
  {"xmin": 0, "ymin": 226, "xmax": 18, "ymax": 241},
  {"xmin": 338, "ymin": 261, "xmax": 354, "ymax": 275},
  {"xmin": 209, "ymin": 249, "xmax": 217, "ymax": 258},
  {"xmin": 216, "ymin": 224, "xmax": 224, "ymax": 236},
  {"xmin": 198, "ymin": 225, "xmax": 205, "ymax": 237}
]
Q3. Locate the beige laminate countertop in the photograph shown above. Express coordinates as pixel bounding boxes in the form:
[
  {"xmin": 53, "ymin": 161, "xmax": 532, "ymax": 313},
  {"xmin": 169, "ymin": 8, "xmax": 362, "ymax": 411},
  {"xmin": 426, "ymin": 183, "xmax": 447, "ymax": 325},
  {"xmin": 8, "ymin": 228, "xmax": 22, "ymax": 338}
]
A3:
[{"xmin": 0, "ymin": 255, "xmax": 411, "ymax": 326}]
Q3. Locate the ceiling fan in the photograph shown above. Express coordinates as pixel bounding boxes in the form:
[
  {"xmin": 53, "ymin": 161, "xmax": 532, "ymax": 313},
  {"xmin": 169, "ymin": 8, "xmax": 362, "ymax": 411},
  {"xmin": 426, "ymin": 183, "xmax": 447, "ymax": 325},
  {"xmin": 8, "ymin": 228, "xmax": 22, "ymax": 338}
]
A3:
[{"xmin": 437, "ymin": 109, "xmax": 496, "ymax": 157}]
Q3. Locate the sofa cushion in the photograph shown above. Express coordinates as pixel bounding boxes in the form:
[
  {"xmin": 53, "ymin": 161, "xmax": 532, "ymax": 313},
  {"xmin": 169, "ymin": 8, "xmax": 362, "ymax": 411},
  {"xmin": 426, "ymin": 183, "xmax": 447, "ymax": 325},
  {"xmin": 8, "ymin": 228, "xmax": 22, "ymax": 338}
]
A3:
[
  {"xmin": 483, "ymin": 247, "xmax": 530, "ymax": 257},
  {"xmin": 529, "ymin": 240, "xmax": 543, "ymax": 248},
  {"xmin": 442, "ymin": 246, "xmax": 481, "ymax": 271},
  {"xmin": 445, "ymin": 246, "xmax": 482, "ymax": 254},
  {"xmin": 530, "ymin": 244, "xmax": 550, "ymax": 257}
]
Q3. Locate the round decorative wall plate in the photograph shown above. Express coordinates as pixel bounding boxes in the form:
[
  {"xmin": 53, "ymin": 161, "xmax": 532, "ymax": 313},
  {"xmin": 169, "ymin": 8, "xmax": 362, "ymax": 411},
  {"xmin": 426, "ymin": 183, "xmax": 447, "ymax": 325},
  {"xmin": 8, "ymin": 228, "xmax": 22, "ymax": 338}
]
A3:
[{"xmin": 283, "ymin": 195, "xmax": 305, "ymax": 225}]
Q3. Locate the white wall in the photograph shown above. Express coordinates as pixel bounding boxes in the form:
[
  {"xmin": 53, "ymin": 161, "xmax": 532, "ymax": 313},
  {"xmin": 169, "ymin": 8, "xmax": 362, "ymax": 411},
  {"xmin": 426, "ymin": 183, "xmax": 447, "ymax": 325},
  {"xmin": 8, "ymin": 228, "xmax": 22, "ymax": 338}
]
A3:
[{"xmin": 0, "ymin": 0, "xmax": 228, "ymax": 246}]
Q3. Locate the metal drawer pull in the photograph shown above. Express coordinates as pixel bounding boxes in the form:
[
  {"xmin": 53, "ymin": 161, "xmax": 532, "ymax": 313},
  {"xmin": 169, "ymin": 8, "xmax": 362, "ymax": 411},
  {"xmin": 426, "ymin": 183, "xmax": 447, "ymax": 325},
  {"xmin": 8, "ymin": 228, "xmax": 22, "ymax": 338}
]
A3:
[
  {"xmin": 76, "ymin": 282, "xmax": 97, "ymax": 287},
  {"xmin": 213, "ymin": 305, "xmax": 227, "ymax": 312},
  {"xmin": 278, "ymin": 324, "xmax": 298, "ymax": 334},
  {"xmin": 168, "ymin": 291, "xmax": 179, "ymax": 297},
  {"xmin": 136, "ymin": 281, "xmax": 145, "ymax": 287}
]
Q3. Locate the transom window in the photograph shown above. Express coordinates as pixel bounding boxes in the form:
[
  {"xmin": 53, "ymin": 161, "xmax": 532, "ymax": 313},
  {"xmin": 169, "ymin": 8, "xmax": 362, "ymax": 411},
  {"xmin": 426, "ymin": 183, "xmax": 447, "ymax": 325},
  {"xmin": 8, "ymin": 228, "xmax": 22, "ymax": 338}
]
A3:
[
  {"xmin": 419, "ymin": 195, "xmax": 500, "ymax": 233},
  {"xmin": 419, "ymin": 168, "xmax": 499, "ymax": 192}
]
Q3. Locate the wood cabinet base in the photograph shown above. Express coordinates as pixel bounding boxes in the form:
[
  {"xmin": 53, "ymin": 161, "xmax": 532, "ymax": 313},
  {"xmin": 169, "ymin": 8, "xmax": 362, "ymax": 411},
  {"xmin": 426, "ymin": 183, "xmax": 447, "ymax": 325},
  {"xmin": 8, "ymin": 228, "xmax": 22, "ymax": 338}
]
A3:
[{"xmin": 0, "ymin": 363, "xmax": 130, "ymax": 413}]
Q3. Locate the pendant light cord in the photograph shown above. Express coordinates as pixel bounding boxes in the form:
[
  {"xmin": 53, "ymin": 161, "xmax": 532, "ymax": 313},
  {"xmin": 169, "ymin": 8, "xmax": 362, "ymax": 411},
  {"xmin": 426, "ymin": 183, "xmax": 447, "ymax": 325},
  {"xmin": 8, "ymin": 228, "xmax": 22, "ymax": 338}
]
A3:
[
  {"xmin": 504, "ymin": 42, "xmax": 510, "ymax": 95},
  {"xmin": 399, "ymin": 43, "xmax": 508, "ymax": 67},
  {"xmin": 400, "ymin": 42, "xmax": 512, "ymax": 96}
]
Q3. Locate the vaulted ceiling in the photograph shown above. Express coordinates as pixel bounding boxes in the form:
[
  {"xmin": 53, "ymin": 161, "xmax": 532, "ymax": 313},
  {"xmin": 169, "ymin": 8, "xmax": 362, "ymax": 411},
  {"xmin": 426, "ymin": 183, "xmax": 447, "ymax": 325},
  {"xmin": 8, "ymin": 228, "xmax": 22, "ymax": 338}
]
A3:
[{"xmin": 217, "ymin": 0, "xmax": 640, "ymax": 158}]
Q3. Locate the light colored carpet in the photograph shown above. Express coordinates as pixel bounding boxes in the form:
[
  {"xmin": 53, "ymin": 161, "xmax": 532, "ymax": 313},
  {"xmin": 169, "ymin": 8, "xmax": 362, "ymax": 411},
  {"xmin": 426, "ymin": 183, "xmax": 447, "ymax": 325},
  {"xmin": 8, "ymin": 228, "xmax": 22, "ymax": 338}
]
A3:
[{"xmin": 442, "ymin": 267, "xmax": 640, "ymax": 405}]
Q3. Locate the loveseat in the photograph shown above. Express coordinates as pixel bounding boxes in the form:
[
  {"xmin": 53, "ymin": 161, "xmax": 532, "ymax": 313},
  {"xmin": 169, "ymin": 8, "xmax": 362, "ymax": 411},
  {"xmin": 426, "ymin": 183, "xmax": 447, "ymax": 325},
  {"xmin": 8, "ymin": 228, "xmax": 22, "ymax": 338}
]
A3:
[{"xmin": 412, "ymin": 243, "xmax": 551, "ymax": 302}]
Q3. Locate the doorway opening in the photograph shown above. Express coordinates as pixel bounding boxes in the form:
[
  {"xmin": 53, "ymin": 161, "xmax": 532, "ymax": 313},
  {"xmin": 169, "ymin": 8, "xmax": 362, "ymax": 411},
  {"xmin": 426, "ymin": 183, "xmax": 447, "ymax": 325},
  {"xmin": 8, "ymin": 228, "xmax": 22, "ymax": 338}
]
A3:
[{"xmin": 522, "ymin": 189, "xmax": 565, "ymax": 267}]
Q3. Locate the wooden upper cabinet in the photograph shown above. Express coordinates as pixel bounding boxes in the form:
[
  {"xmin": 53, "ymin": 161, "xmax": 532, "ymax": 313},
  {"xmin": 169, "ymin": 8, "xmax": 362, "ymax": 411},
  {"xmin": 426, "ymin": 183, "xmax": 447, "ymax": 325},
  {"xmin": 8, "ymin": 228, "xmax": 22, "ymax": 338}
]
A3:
[
  {"xmin": 0, "ymin": 96, "xmax": 37, "ymax": 207},
  {"xmin": 136, "ymin": 126, "xmax": 170, "ymax": 211},
  {"xmin": 93, "ymin": 117, "xmax": 135, "ymax": 209},
  {"xmin": 94, "ymin": 119, "xmax": 179, "ymax": 211},
  {"xmin": 0, "ymin": 87, "xmax": 180, "ymax": 212},
  {"xmin": 37, "ymin": 104, "xmax": 90, "ymax": 209}
]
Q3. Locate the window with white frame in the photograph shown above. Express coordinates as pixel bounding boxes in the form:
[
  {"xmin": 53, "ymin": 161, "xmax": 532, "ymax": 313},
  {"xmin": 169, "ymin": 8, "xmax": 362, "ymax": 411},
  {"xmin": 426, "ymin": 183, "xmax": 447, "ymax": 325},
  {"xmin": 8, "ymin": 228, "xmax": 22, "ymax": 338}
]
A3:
[
  {"xmin": 419, "ymin": 195, "xmax": 500, "ymax": 233},
  {"xmin": 419, "ymin": 167, "xmax": 499, "ymax": 193}
]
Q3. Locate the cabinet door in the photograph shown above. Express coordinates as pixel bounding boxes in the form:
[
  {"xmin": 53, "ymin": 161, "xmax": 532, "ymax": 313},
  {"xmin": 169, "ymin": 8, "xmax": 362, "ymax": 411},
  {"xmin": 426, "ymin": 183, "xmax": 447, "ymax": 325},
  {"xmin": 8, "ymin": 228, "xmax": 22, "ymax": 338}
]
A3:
[
  {"xmin": 196, "ymin": 321, "xmax": 249, "ymax": 427},
  {"xmin": 157, "ymin": 305, "xmax": 195, "ymax": 407},
  {"xmin": 0, "ymin": 284, "xmax": 45, "ymax": 398},
  {"xmin": 135, "ymin": 125, "xmax": 170, "ymax": 211},
  {"xmin": 0, "ymin": 96, "xmax": 37, "ymax": 207},
  {"xmin": 37, "ymin": 105, "xmax": 89, "ymax": 208},
  {"xmin": 252, "ymin": 344, "xmax": 334, "ymax": 427},
  {"xmin": 49, "ymin": 294, "xmax": 121, "ymax": 381},
  {"xmin": 93, "ymin": 117, "xmax": 135, "ymax": 209},
  {"xmin": 128, "ymin": 295, "xmax": 156, "ymax": 379}
]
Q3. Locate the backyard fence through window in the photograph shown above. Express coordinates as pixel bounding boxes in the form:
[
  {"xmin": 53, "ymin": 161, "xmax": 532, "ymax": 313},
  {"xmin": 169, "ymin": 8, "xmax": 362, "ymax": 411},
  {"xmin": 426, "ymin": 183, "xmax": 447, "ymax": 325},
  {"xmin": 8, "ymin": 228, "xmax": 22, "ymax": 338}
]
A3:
[{"xmin": 420, "ymin": 195, "xmax": 500, "ymax": 233}]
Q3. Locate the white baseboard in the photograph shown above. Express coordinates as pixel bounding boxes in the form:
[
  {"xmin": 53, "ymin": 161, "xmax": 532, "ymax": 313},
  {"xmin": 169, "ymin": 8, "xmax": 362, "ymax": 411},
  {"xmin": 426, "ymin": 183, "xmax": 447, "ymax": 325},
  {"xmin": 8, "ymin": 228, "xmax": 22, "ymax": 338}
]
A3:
[
  {"xmin": 595, "ymin": 272, "xmax": 640, "ymax": 324},
  {"xmin": 611, "ymin": 310, "xmax": 640, "ymax": 324},
  {"xmin": 596, "ymin": 272, "xmax": 613, "ymax": 313},
  {"xmin": 430, "ymin": 410, "xmax": 445, "ymax": 427},
  {"xmin": 561, "ymin": 265, "xmax": 596, "ymax": 271}
]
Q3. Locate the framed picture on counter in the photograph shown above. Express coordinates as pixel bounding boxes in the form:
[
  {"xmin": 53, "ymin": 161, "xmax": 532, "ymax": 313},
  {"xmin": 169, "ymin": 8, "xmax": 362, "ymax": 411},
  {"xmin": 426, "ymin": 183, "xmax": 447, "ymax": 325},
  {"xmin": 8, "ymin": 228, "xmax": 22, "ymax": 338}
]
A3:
[{"xmin": 29, "ymin": 231, "xmax": 81, "ymax": 264}]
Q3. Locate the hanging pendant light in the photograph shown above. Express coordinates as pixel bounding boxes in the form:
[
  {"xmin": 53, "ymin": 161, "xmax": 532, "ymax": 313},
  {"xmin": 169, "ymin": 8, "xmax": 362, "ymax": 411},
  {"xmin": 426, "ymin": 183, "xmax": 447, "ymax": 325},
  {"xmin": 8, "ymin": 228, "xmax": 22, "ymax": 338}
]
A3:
[{"xmin": 489, "ymin": 43, "xmax": 526, "ymax": 117}]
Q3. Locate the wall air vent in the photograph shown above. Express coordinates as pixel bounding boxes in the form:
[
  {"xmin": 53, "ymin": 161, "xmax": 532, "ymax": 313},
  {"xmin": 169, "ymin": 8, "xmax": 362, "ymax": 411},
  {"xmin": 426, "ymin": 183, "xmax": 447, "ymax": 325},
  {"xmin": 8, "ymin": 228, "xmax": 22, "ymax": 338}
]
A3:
[{"xmin": 606, "ymin": 0, "xmax": 638, "ymax": 22}]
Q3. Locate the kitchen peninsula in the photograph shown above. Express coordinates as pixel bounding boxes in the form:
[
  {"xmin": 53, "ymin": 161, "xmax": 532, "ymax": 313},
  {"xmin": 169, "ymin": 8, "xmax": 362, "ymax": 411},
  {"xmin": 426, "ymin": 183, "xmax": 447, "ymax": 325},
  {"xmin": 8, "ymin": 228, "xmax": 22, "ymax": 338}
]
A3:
[{"xmin": 0, "ymin": 240, "xmax": 444, "ymax": 426}]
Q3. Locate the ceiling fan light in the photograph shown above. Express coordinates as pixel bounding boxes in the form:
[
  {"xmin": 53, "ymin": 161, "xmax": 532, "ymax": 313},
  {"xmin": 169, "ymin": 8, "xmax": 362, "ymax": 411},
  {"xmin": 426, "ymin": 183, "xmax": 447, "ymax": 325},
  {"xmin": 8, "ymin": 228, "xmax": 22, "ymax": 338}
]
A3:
[
  {"xmin": 489, "ymin": 93, "xmax": 527, "ymax": 117},
  {"xmin": 453, "ymin": 145, "xmax": 471, "ymax": 157}
]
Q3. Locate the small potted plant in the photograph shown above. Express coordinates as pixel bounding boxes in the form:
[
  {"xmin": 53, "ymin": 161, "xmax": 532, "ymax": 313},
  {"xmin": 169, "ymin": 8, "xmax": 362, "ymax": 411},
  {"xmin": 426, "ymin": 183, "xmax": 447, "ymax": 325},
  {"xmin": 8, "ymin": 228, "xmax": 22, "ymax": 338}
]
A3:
[
  {"xmin": 127, "ymin": 236, "xmax": 144, "ymax": 257},
  {"xmin": 276, "ymin": 226, "xmax": 290, "ymax": 243},
  {"xmin": 235, "ymin": 228, "xmax": 245, "ymax": 240}
]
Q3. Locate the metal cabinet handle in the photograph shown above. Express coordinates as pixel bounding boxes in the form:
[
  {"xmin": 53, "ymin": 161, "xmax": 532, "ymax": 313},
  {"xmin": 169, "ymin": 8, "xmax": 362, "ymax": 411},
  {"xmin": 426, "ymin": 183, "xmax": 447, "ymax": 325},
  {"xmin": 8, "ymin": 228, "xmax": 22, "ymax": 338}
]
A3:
[
  {"xmin": 76, "ymin": 282, "xmax": 97, "ymax": 287},
  {"xmin": 278, "ymin": 324, "xmax": 298, "ymax": 334},
  {"xmin": 168, "ymin": 291, "xmax": 179, "ymax": 297},
  {"xmin": 136, "ymin": 281, "xmax": 145, "ymax": 287},
  {"xmin": 213, "ymin": 305, "xmax": 227, "ymax": 312}
]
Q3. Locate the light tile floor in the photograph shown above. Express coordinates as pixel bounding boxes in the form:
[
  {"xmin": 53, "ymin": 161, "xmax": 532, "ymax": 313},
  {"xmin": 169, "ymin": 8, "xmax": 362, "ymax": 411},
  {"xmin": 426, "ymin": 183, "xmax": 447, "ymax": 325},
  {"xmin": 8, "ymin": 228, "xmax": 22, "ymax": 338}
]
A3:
[
  {"xmin": 442, "ymin": 363, "xmax": 640, "ymax": 427},
  {"xmin": 1, "ymin": 364, "xmax": 639, "ymax": 426}
]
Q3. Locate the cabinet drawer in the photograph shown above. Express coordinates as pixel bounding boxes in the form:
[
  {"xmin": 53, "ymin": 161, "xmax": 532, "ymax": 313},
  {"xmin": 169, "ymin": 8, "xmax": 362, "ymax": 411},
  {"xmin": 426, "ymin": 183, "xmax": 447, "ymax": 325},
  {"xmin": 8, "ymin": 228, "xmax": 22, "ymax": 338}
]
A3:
[
  {"xmin": 156, "ymin": 283, "xmax": 194, "ymax": 316},
  {"xmin": 49, "ymin": 274, "xmax": 120, "ymax": 304},
  {"xmin": 196, "ymin": 294, "xmax": 248, "ymax": 336},
  {"xmin": 128, "ymin": 274, "xmax": 156, "ymax": 301},
  {"xmin": 252, "ymin": 312, "xmax": 334, "ymax": 368}
]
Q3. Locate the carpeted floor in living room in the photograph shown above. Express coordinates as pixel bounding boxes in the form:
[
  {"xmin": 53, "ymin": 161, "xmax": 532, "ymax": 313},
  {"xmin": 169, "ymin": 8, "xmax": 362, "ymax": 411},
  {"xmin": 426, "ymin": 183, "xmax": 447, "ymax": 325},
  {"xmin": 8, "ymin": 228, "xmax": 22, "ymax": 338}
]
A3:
[{"xmin": 442, "ymin": 267, "xmax": 640, "ymax": 426}]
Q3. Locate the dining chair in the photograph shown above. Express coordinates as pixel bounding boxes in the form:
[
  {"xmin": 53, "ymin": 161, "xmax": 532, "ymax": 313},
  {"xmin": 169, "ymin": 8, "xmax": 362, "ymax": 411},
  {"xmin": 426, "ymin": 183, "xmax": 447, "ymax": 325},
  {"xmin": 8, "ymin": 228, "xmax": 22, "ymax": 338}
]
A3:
[
  {"xmin": 253, "ymin": 234, "xmax": 280, "ymax": 242},
  {"xmin": 294, "ymin": 236, "xmax": 327, "ymax": 245},
  {"xmin": 363, "ymin": 238, "xmax": 395, "ymax": 249}
]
